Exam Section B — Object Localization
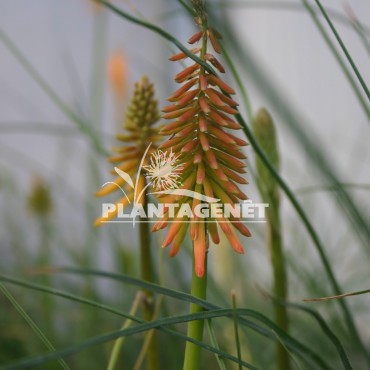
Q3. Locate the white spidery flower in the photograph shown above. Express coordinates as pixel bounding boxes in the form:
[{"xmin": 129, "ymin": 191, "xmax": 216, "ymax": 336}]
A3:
[{"xmin": 144, "ymin": 149, "xmax": 183, "ymax": 191}]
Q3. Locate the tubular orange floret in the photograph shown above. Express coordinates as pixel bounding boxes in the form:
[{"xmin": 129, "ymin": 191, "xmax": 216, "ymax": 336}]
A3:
[
  {"xmin": 200, "ymin": 75, "xmax": 208, "ymax": 91},
  {"xmin": 175, "ymin": 64, "xmax": 200, "ymax": 83},
  {"xmin": 114, "ymin": 159, "xmax": 140, "ymax": 173},
  {"xmin": 176, "ymin": 123, "xmax": 197, "ymax": 138},
  {"xmin": 197, "ymin": 115, "xmax": 207, "ymax": 132},
  {"xmin": 169, "ymin": 223, "xmax": 189, "ymax": 257},
  {"xmin": 217, "ymin": 104, "xmax": 239, "ymax": 115},
  {"xmin": 216, "ymin": 150, "xmax": 246, "ymax": 168},
  {"xmin": 205, "ymin": 88, "xmax": 225, "ymax": 106},
  {"xmin": 232, "ymin": 219, "xmax": 252, "ymax": 237},
  {"xmin": 220, "ymin": 164, "xmax": 249, "ymax": 184},
  {"xmin": 94, "ymin": 194, "xmax": 133, "ymax": 227},
  {"xmin": 168, "ymin": 78, "xmax": 198, "ymax": 101},
  {"xmin": 196, "ymin": 162, "xmax": 206, "ymax": 184},
  {"xmin": 207, "ymin": 74, "xmax": 235, "ymax": 94},
  {"xmin": 205, "ymin": 149, "xmax": 219, "ymax": 169},
  {"xmin": 199, "ymin": 132, "xmax": 210, "ymax": 151},
  {"xmin": 204, "ymin": 53, "xmax": 225, "ymax": 73},
  {"xmin": 194, "ymin": 221, "xmax": 207, "ymax": 277},
  {"xmin": 188, "ymin": 31, "xmax": 204, "ymax": 44},
  {"xmin": 225, "ymin": 222, "xmax": 244, "ymax": 254},
  {"xmin": 168, "ymin": 47, "xmax": 201, "ymax": 61},
  {"xmin": 162, "ymin": 218, "xmax": 185, "ymax": 247},
  {"xmin": 159, "ymin": 120, "xmax": 187, "ymax": 135},
  {"xmin": 181, "ymin": 139, "xmax": 199, "ymax": 153},
  {"xmin": 178, "ymin": 106, "xmax": 200, "ymax": 122},
  {"xmin": 199, "ymin": 96, "xmax": 210, "ymax": 113},
  {"xmin": 208, "ymin": 29, "xmax": 222, "ymax": 54},
  {"xmin": 211, "ymin": 88, "xmax": 239, "ymax": 107},
  {"xmin": 176, "ymin": 89, "xmax": 200, "ymax": 106},
  {"xmin": 207, "ymin": 124, "xmax": 236, "ymax": 144},
  {"xmin": 207, "ymin": 220, "xmax": 220, "ymax": 244},
  {"xmin": 225, "ymin": 132, "xmax": 248, "ymax": 146},
  {"xmin": 108, "ymin": 151, "xmax": 139, "ymax": 163}
]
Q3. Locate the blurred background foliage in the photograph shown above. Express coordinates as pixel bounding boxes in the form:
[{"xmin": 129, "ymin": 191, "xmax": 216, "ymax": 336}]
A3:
[{"xmin": 0, "ymin": 0, "xmax": 369, "ymax": 369}]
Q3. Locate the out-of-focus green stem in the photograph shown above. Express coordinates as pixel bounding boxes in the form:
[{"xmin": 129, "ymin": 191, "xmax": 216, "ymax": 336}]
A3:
[
  {"xmin": 107, "ymin": 292, "xmax": 143, "ymax": 370},
  {"xmin": 267, "ymin": 201, "xmax": 290, "ymax": 370},
  {"xmin": 139, "ymin": 191, "xmax": 159, "ymax": 370},
  {"xmin": 253, "ymin": 108, "xmax": 290, "ymax": 370},
  {"xmin": 231, "ymin": 292, "xmax": 243, "ymax": 370},
  {"xmin": 182, "ymin": 249, "xmax": 208, "ymax": 370}
]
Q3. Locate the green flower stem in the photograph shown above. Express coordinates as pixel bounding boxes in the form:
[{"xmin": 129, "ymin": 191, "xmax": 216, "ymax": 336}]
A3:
[
  {"xmin": 139, "ymin": 191, "xmax": 159, "ymax": 370},
  {"xmin": 107, "ymin": 292, "xmax": 144, "ymax": 370},
  {"xmin": 253, "ymin": 109, "xmax": 290, "ymax": 370},
  {"xmin": 183, "ymin": 249, "xmax": 208, "ymax": 370},
  {"xmin": 267, "ymin": 206, "xmax": 290, "ymax": 370}
]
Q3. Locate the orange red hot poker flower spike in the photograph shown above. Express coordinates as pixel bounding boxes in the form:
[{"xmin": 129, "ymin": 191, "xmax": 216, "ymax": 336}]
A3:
[{"xmin": 152, "ymin": 26, "xmax": 251, "ymax": 277}]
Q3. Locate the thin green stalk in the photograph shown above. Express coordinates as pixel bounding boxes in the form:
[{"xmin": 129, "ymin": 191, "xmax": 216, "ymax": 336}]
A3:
[
  {"xmin": 253, "ymin": 109, "xmax": 290, "ymax": 370},
  {"xmin": 346, "ymin": 7, "xmax": 370, "ymax": 58},
  {"xmin": 267, "ymin": 210, "xmax": 290, "ymax": 370},
  {"xmin": 301, "ymin": 0, "xmax": 370, "ymax": 121},
  {"xmin": 139, "ymin": 192, "xmax": 159, "ymax": 370},
  {"xmin": 182, "ymin": 250, "xmax": 208, "ymax": 370},
  {"xmin": 296, "ymin": 183, "xmax": 370, "ymax": 195},
  {"xmin": 94, "ymin": 0, "xmax": 216, "ymax": 76},
  {"xmin": 133, "ymin": 295, "xmax": 164, "ymax": 370},
  {"xmin": 220, "ymin": 44, "xmax": 253, "ymax": 123},
  {"xmin": 107, "ymin": 292, "xmax": 144, "ymax": 370},
  {"xmin": 231, "ymin": 292, "xmax": 243, "ymax": 370},
  {"xmin": 205, "ymin": 320, "xmax": 227, "ymax": 370},
  {"xmin": 311, "ymin": 0, "xmax": 370, "ymax": 103},
  {"xmin": 38, "ymin": 217, "xmax": 55, "ymax": 342},
  {"xmin": 0, "ymin": 283, "xmax": 70, "ymax": 370}
]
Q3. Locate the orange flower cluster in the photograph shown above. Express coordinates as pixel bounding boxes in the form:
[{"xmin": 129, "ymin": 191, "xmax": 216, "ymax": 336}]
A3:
[
  {"xmin": 153, "ymin": 26, "xmax": 251, "ymax": 277},
  {"xmin": 95, "ymin": 76, "xmax": 161, "ymax": 226}
]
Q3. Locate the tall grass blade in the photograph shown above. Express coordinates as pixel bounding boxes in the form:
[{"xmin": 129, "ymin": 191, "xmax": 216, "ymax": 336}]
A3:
[
  {"xmin": 0, "ymin": 283, "xmax": 71, "ymax": 370},
  {"xmin": 310, "ymin": 0, "xmax": 370, "ymax": 103}
]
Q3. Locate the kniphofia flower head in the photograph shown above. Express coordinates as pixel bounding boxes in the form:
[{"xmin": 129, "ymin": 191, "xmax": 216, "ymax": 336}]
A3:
[
  {"xmin": 95, "ymin": 76, "xmax": 161, "ymax": 225},
  {"xmin": 152, "ymin": 7, "xmax": 251, "ymax": 277}
]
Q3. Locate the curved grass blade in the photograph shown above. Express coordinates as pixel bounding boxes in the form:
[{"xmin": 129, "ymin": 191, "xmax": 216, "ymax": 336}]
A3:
[
  {"xmin": 286, "ymin": 302, "xmax": 354, "ymax": 370},
  {"xmin": 345, "ymin": 5, "xmax": 370, "ymax": 58},
  {"xmin": 296, "ymin": 183, "xmax": 370, "ymax": 195},
  {"xmin": 300, "ymin": 0, "xmax": 370, "ymax": 121},
  {"xmin": 304, "ymin": 289, "xmax": 370, "ymax": 302},
  {"xmin": 0, "ymin": 275, "xmax": 258, "ymax": 370},
  {"xmin": 0, "ymin": 28, "xmax": 108, "ymax": 156},
  {"xmin": 1, "ymin": 307, "xmax": 331, "ymax": 370},
  {"xmin": 311, "ymin": 0, "xmax": 370, "ymax": 103},
  {"xmin": 207, "ymin": 1, "xmax": 370, "ymax": 35},
  {"xmin": 0, "ymin": 283, "xmax": 71, "ymax": 370},
  {"xmin": 0, "ymin": 272, "xmax": 331, "ymax": 369},
  {"xmin": 205, "ymin": 319, "xmax": 227, "ymax": 370},
  {"xmin": 93, "ymin": 0, "xmax": 216, "ymax": 76},
  {"xmin": 1, "ymin": 308, "xmax": 261, "ymax": 370},
  {"xmin": 54, "ymin": 268, "xmax": 332, "ymax": 369}
]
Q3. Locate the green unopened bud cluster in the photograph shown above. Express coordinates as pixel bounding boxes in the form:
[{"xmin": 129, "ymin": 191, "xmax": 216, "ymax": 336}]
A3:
[
  {"xmin": 253, "ymin": 108, "xmax": 280, "ymax": 205},
  {"xmin": 124, "ymin": 76, "xmax": 160, "ymax": 131},
  {"xmin": 27, "ymin": 177, "xmax": 52, "ymax": 217}
]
